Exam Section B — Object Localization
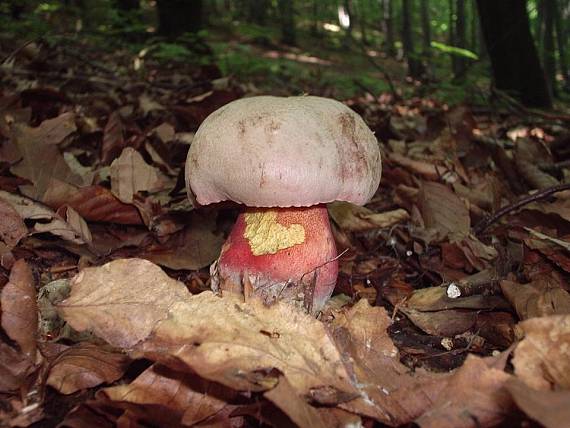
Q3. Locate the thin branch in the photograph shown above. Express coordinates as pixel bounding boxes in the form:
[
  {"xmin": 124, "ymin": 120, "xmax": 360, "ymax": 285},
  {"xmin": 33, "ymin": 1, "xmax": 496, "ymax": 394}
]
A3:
[{"xmin": 473, "ymin": 183, "xmax": 570, "ymax": 235}]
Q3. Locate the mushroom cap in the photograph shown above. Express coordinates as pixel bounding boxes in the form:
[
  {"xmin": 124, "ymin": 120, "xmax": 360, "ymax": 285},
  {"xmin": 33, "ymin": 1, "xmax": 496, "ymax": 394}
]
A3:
[{"xmin": 185, "ymin": 95, "xmax": 381, "ymax": 207}]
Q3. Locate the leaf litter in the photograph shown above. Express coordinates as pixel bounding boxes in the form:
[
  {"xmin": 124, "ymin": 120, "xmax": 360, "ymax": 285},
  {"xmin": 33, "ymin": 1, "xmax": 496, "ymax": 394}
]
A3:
[{"xmin": 1, "ymin": 36, "xmax": 570, "ymax": 428}]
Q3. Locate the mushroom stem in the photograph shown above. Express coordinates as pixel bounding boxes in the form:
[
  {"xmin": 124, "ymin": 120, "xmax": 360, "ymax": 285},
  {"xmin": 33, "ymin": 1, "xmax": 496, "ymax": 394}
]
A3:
[{"xmin": 213, "ymin": 205, "xmax": 338, "ymax": 313}]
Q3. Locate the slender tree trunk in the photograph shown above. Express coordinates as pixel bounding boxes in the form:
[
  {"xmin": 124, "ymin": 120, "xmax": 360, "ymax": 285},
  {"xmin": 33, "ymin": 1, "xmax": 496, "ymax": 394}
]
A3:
[
  {"xmin": 156, "ymin": 0, "xmax": 204, "ymax": 37},
  {"xmin": 470, "ymin": 0, "xmax": 479, "ymax": 53},
  {"xmin": 420, "ymin": 0, "xmax": 431, "ymax": 56},
  {"xmin": 449, "ymin": 0, "xmax": 458, "ymax": 72},
  {"xmin": 115, "ymin": 0, "xmax": 139, "ymax": 11},
  {"xmin": 341, "ymin": 0, "xmax": 353, "ymax": 45},
  {"xmin": 402, "ymin": 0, "xmax": 423, "ymax": 78},
  {"xmin": 476, "ymin": 0, "xmax": 552, "ymax": 108},
  {"xmin": 248, "ymin": 0, "xmax": 269, "ymax": 25},
  {"xmin": 357, "ymin": 0, "xmax": 369, "ymax": 45},
  {"xmin": 543, "ymin": 0, "xmax": 557, "ymax": 94},
  {"xmin": 383, "ymin": 0, "xmax": 396, "ymax": 57},
  {"xmin": 310, "ymin": 0, "xmax": 319, "ymax": 36},
  {"xmin": 455, "ymin": 0, "xmax": 467, "ymax": 78},
  {"xmin": 278, "ymin": 0, "xmax": 296, "ymax": 45},
  {"xmin": 554, "ymin": 0, "xmax": 570, "ymax": 88}
]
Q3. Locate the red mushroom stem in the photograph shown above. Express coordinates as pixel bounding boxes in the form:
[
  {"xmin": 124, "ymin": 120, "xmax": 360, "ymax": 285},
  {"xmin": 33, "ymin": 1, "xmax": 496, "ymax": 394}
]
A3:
[{"xmin": 214, "ymin": 204, "xmax": 338, "ymax": 313}]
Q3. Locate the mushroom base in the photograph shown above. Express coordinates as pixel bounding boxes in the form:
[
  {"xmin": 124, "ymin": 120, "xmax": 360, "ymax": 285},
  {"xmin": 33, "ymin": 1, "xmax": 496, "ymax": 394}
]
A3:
[{"xmin": 210, "ymin": 205, "xmax": 338, "ymax": 314}]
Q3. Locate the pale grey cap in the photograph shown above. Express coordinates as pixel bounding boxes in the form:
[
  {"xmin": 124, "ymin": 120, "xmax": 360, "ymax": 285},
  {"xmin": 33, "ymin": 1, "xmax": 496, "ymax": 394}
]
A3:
[{"xmin": 185, "ymin": 95, "xmax": 381, "ymax": 207}]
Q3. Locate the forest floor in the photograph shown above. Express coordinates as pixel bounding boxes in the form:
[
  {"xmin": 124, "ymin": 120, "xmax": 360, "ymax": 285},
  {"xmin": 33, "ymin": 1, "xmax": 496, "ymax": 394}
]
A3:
[{"xmin": 0, "ymin": 28, "xmax": 570, "ymax": 427}]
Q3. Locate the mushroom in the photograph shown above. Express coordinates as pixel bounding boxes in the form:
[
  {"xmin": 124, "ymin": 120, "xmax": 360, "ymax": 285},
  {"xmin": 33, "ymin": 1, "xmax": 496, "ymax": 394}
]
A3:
[{"xmin": 185, "ymin": 96, "xmax": 381, "ymax": 313}]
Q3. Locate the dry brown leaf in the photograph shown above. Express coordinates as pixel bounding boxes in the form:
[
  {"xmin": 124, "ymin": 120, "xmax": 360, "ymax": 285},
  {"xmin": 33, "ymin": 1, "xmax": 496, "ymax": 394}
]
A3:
[
  {"xmin": 389, "ymin": 152, "xmax": 450, "ymax": 180},
  {"xmin": 143, "ymin": 212, "xmax": 224, "ymax": 270},
  {"xmin": 42, "ymin": 180, "xmax": 143, "ymax": 225},
  {"xmin": 1, "ymin": 259, "xmax": 37, "ymax": 357},
  {"xmin": 47, "ymin": 343, "xmax": 130, "ymax": 394},
  {"xmin": 264, "ymin": 376, "xmax": 329, "ymax": 428},
  {"xmin": 414, "ymin": 355, "xmax": 513, "ymax": 428},
  {"xmin": 0, "ymin": 197, "xmax": 27, "ymax": 247},
  {"xmin": 500, "ymin": 278, "xmax": 570, "ymax": 320},
  {"xmin": 507, "ymin": 378, "xmax": 570, "ymax": 428},
  {"xmin": 0, "ymin": 190, "xmax": 87, "ymax": 244},
  {"xmin": 23, "ymin": 112, "xmax": 76, "ymax": 145},
  {"xmin": 418, "ymin": 181, "xmax": 470, "ymax": 241},
  {"xmin": 401, "ymin": 308, "xmax": 477, "ymax": 337},
  {"xmin": 101, "ymin": 110, "xmax": 125, "ymax": 165},
  {"xmin": 514, "ymin": 138, "xmax": 559, "ymax": 189},
  {"xmin": 513, "ymin": 315, "xmax": 570, "ymax": 390},
  {"xmin": 58, "ymin": 258, "xmax": 191, "ymax": 348},
  {"xmin": 328, "ymin": 201, "xmax": 409, "ymax": 232},
  {"xmin": 0, "ymin": 342, "xmax": 34, "ymax": 392},
  {"xmin": 60, "ymin": 205, "xmax": 93, "ymax": 244},
  {"xmin": 101, "ymin": 364, "xmax": 234, "ymax": 427},
  {"xmin": 10, "ymin": 127, "xmax": 83, "ymax": 201},
  {"xmin": 110, "ymin": 147, "xmax": 170, "ymax": 204},
  {"xmin": 132, "ymin": 292, "xmax": 357, "ymax": 397}
]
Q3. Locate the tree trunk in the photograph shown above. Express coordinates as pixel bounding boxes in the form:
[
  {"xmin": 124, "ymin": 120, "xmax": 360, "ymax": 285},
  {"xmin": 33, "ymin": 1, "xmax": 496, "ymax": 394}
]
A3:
[
  {"xmin": 382, "ymin": 0, "xmax": 396, "ymax": 57},
  {"xmin": 543, "ymin": 0, "xmax": 557, "ymax": 94},
  {"xmin": 357, "ymin": 0, "xmax": 369, "ymax": 45},
  {"xmin": 454, "ymin": 0, "xmax": 467, "ymax": 78},
  {"xmin": 115, "ymin": 0, "xmax": 139, "ymax": 11},
  {"xmin": 554, "ymin": 0, "xmax": 570, "ymax": 88},
  {"xmin": 310, "ymin": 0, "xmax": 319, "ymax": 36},
  {"xmin": 420, "ymin": 0, "xmax": 431, "ymax": 56},
  {"xmin": 156, "ymin": 0, "xmax": 203, "ymax": 37},
  {"xmin": 402, "ymin": 0, "xmax": 423, "ymax": 78},
  {"xmin": 476, "ymin": 0, "xmax": 552, "ymax": 108},
  {"xmin": 449, "ymin": 0, "xmax": 458, "ymax": 72},
  {"xmin": 278, "ymin": 0, "xmax": 296, "ymax": 45}
]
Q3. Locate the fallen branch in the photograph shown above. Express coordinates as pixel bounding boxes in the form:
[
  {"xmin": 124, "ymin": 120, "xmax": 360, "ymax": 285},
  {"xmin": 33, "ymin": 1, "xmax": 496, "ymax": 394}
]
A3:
[{"xmin": 473, "ymin": 183, "xmax": 570, "ymax": 235}]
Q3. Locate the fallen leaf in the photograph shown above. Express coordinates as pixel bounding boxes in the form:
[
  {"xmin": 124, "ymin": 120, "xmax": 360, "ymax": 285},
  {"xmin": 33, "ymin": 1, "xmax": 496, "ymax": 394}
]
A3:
[
  {"xmin": 389, "ymin": 152, "xmax": 450, "ymax": 180},
  {"xmin": 500, "ymin": 277, "xmax": 570, "ymax": 320},
  {"xmin": 20, "ymin": 112, "xmax": 76, "ymax": 145},
  {"xmin": 0, "ymin": 342, "xmax": 34, "ymax": 392},
  {"xmin": 1, "ymin": 259, "xmax": 37, "ymax": 357},
  {"xmin": 0, "ymin": 197, "xmax": 27, "ymax": 247},
  {"xmin": 143, "ymin": 212, "xmax": 224, "ymax": 270},
  {"xmin": 513, "ymin": 315, "xmax": 570, "ymax": 390},
  {"xmin": 507, "ymin": 378, "xmax": 570, "ymax": 428},
  {"xmin": 47, "ymin": 343, "xmax": 130, "ymax": 394},
  {"xmin": 100, "ymin": 364, "xmax": 234, "ymax": 427},
  {"xmin": 57, "ymin": 258, "xmax": 191, "ymax": 348},
  {"xmin": 0, "ymin": 190, "xmax": 87, "ymax": 244},
  {"xmin": 414, "ymin": 355, "xmax": 513, "ymax": 428},
  {"xmin": 328, "ymin": 201, "xmax": 409, "ymax": 232},
  {"xmin": 110, "ymin": 147, "xmax": 170, "ymax": 204},
  {"xmin": 101, "ymin": 110, "xmax": 125, "ymax": 165},
  {"xmin": 418, "ymin": 181, "xmax": 470, "ymax": 241}
]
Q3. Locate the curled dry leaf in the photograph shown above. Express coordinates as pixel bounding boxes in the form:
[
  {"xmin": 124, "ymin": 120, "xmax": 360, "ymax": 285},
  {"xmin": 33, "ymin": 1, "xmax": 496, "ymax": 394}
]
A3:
[
  {"xmin": 414, "ymin": 355, "xmax": 513, "ymax": 428},
  {"xmin": 418, "ymin": 181, "xmax": 470, "ymax": 241},
  {"xmin": 328, "ymin": 201, "xmax": 409, "ymax": 232},
  {"xmin": 110, "ymin": 147, "xmax": 171, "ymax": 204},
  {"xmin": 500, "ymin": 277, "xmax": 570, "ymax": 320},
  {"xmin": 0, "ymin": 197, "xmax": 27, "ymax": 248},
  {"xmin": 58, "ymin": 258, "xmax": 191, "ymax": 348},
  {"xmin": 47, "ymin": 343, "xmax": 130, "ymax": 394},
  {"xmin": 1, "ymin": 259, "xmax": 37, "ymax": 357},
  {"xmin": 100, "ymin": 364, "xmax": 235, "ymax": 427},
  {"xmin": 513, "ymin": 315, "xmax": 570, "ymax": 390},
  {"xmin": 0, "ymin": 190, "xmax": 87, "ymax": 244},
  {"xmin": 507, "ymin": 378, "xmax": 570, "ymax": 428},
  {"xmin": 132, "ymin": 292, "xmax": 357, "ymax": 396},
  {"xmin": 42, "ymin": 180, "xmax": 143, "ymax": 225}
]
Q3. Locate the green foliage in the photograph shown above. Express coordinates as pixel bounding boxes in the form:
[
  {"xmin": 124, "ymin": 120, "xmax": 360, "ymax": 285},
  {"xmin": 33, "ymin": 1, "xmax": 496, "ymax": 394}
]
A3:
[{"xmin": 431, "ymin": 41, "xmax": 478, "ymax": 60}]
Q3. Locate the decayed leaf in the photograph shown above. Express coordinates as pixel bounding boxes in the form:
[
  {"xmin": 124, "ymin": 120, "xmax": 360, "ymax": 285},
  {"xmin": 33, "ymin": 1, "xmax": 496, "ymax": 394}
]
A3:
[
  {"xmin": 101, "ymin": 110, "xmax": 125, "ymax": 165},
  {"xmin": 132, "ymin": 292, "xmax": 358, "ymax": 396},
  {"xmin": 0, "ymin": 197, "xmax": 27, "ymax": 247},
  {"xmin": 418, "ymin": 181, "xmax": 470, "ymax": 241},
  {"xmin": 143, "ymin": 212, "xmax": 224, "ymax": 270},
  {"xmin": 1, "ymin": 259, "xmax": 37, "ymax": 357},
  {"xmin": 264, "ymin": 376, "xmax": 329, "ymax": 428},
  {"xmin": 0, "ymin": 342, "xmax": 34, "ymax": 392},
  {"xmin": 414, "ymin": 355, "xmax": 513, "ymax": 428},
  {"xmin": 328, "ymin": 201, "xmax": 409, "ymax": 232},
  {"xmin": 47, "ymin": 343, "xmax": 130, "ymax": 394},
  {"xmin": 110, "ymin": 147, "xmax": 170, "ymax": 204},
  {"xmin": 21, "ymin": 112, "xmax": 76, "ymax": 145},
  {"xmin": 513, "ymin": 315, "xmax": 570, "ymax": 390},
  {"xmin": 500, "ymin": 277, "xmax": 570, "ymax": 320},
  {"xmin": 42, "ymin": 180, "xmax": 143, "ymax": 225},
  {"xmin": 0, "ymin": 190, "xmax": 87, "ymax": 244},
  {"xmin": 100, "ymin": 364, "xmax": 234, "ymax": 427},
  {"xmin": 10, "ymin": 126, "xmax": 83, "ymax": 201},
  {"xmin": 507, "ymin": 378, "xmax": 570, "ymax": 428},
  {"xmin": 58, "ymin": 258, "xmax": 191, "ymax": 348},
  {"xmin": 60, "ymin": 206, "xmax": 93, "ymax": 244}
]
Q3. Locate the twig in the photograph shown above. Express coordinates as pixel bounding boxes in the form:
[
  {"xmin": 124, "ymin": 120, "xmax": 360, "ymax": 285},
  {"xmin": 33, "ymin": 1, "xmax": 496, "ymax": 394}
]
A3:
[{"xmin": 473, "ymin": 183, "xmax": 570, "ymax": 235}]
